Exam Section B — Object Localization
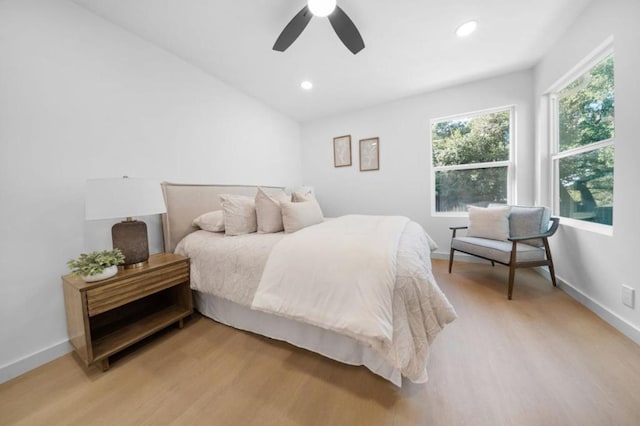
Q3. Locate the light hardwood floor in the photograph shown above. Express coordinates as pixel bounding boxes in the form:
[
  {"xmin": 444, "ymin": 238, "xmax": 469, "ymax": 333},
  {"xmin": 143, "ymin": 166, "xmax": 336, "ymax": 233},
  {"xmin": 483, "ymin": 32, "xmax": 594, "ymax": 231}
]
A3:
[{"xmin": 2, "ymin": 260, "xmax": 640, "ymax": 426}]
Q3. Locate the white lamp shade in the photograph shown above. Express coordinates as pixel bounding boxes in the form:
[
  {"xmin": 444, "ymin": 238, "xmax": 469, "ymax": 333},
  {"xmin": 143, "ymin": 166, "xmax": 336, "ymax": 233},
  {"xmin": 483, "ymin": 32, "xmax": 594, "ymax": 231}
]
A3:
[{"xmin": 85, "ymin": 177, "xmax": 167, "ymax": 220}]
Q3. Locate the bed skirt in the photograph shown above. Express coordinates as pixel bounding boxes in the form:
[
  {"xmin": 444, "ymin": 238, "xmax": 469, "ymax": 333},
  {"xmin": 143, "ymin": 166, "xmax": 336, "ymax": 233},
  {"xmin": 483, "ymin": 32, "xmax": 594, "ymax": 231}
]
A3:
[{"xmin": 194, "ymin": 291, "xmax": 402, "ymax": 386}]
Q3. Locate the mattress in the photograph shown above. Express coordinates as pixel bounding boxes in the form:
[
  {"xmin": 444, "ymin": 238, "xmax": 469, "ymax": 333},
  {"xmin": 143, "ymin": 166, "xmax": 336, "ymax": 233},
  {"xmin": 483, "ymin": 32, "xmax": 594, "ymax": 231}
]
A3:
[{"xmin": 175, "ymin": 218, "xmax": 456, "ymax": 385}]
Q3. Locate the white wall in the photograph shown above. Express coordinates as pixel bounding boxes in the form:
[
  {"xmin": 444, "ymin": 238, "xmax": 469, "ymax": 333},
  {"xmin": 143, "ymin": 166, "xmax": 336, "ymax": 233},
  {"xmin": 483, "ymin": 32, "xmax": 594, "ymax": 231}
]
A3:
[
  {"xmin": 0, "ymin": 0, "xmax": 301, "ymax": 382},
  {"xmin": 534, "ymin": 0, "xmax": 640, "ymax": 341},
  {"xmin": 301, "ymin": 0, "xmax": 640, "ymax": 345},
  {"xmin": 301, "ymin": 70, "xmax": 535, "ymax": 252}
]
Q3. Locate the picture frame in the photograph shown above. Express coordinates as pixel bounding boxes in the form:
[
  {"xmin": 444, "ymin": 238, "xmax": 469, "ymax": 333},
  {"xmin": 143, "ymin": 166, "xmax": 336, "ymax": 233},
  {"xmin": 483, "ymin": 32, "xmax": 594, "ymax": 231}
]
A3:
[
  {"xmin": 359, "ymin": 137, "xmax": 380, "ymax": 171},
  {"xmin": 333, "ymin": 135, "xmax": 352, "ymax": 167}
]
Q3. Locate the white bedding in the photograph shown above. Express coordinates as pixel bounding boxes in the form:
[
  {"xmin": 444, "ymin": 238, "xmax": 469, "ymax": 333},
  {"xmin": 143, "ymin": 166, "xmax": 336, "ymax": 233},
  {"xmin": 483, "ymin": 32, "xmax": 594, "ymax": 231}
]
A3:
[
  {"xmin": 252, "ymin": 215, "xmax": 409, "ymax": 348},
  {"xmin": 175, "ymin": 216, "xmax": 456, "ymax": 383},
  {"xmin": 176, "ymin": 230, "xmax": 281, "ymax": 306}
]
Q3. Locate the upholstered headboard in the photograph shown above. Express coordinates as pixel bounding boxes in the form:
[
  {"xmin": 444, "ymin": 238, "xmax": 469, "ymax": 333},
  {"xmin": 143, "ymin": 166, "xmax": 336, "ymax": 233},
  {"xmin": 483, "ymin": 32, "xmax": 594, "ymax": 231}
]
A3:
[{"xmin": 160, "ymin": 182, "xmax": 283, "ymax": 253}]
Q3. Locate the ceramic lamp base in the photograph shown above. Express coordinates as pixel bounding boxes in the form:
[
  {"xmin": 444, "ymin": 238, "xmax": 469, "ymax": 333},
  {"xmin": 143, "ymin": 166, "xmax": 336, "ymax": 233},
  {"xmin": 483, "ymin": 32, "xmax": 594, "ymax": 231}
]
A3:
[{"xmin": 112, "ymin": 219, "xmax": 149, "ymax": 268}]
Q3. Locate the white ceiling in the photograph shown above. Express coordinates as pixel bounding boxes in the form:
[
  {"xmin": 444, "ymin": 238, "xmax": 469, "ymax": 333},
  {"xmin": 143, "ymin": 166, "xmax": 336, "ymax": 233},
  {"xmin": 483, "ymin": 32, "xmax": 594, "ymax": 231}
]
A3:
[{"xmin": 73, "ymin": 0, "xmax": 593, "ymax": 122}]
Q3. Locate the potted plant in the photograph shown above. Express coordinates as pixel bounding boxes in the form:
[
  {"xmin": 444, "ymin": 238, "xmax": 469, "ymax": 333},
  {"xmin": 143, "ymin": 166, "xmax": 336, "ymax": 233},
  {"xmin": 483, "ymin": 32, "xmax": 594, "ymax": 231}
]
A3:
[{"xmin": 67, "ymin": 249, "xmax": 125, "ymax": 282}]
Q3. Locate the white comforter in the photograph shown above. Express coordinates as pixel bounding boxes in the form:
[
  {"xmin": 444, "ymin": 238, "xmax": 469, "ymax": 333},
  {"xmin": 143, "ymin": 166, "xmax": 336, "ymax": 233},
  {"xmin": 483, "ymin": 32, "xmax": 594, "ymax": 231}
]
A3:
[
  {"xmin": 175, "ymin": 216, "xmax": 456, "ymax": 383},
  {"xmin": 252, "ymin": 215, "xmax": 409, "ymax": 348}
]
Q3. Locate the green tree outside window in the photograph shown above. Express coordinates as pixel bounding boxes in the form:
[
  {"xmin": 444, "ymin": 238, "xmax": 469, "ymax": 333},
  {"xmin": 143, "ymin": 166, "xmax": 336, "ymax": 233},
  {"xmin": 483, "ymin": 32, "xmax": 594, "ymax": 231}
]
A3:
[
  {"xmin": 554, "ymin": 54, "xmax": 614, "ymax": 226},
  {"xmin": 431, "ymin": 110, "xmax": 512, "ymax": 213}
]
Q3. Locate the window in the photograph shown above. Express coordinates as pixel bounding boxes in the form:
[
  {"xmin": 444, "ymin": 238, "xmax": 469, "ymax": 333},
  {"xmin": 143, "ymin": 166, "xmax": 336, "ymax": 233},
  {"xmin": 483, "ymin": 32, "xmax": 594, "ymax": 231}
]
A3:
[
  {"xmin": 430, "ymin": 107, "xmax": 514, "ymax": 214},
  {"xmin": 550, "ymin": 50, "xmax": 614, "ymax": 226}
]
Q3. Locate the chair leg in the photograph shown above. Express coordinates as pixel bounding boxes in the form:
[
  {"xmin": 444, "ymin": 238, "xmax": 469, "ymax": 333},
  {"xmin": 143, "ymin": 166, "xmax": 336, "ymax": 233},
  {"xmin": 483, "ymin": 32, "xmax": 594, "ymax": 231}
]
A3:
[
  {"xmin": 508, "ymin": 264, "xmax": 516, "ymax": 300},
  {"xmin": 543, "ymin": 238, "xmax": 558, "ymax": 287},
  {"xmin": 449, "ymin": 248, "xmax": 455, "ymax": 273},
  {"xmin": 507, "ymin": 241, "xmax": 518, "ymax": 300}
]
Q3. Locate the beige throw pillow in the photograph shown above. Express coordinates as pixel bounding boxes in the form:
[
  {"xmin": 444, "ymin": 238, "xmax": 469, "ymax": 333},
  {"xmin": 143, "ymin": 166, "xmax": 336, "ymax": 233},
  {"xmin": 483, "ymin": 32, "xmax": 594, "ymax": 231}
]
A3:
[
  {"xmin": 467, "ymin": 205, "xmax": 510, "ymax": 241},
  {"xmin": 291, "ymin": 190, "xmax": 315, "ymax": 202},
  {"xmin": 255, "ymin": 187, "xmax": 289, "ymax": 233},
  {"xmin": 192, "ymin": 210, "xmax": 225, "ymax": 232},
  {"xmin": 281, "ymin": 198, "xmax": 324, "ymax": 233},
  {"xmin": 219, "ymin": 194, "xmax": 257, "ymax": 236}
]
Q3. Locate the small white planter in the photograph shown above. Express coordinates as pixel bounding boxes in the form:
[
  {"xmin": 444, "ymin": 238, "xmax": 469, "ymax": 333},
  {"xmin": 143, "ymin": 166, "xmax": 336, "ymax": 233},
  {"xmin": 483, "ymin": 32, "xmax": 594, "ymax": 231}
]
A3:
[{"xmin": 82, "ymin": 265, "xmax": 118, "ymax": 282}]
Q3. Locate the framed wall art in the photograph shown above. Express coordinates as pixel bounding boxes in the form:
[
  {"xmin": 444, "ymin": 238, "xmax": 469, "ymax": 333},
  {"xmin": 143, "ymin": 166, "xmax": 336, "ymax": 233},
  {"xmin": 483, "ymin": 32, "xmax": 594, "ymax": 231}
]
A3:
[
  {"xmin": 359, "ymin": 137, "xmax": 379, "ymax": 171},
  {"xmin": 333, "ymin": 135, "xmax": 352, "ymax": 167}
]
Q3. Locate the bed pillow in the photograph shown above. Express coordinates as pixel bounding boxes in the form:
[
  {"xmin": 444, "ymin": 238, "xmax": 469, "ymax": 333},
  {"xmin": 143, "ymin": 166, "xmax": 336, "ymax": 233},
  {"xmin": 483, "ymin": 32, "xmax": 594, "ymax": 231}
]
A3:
[
  {"xmin": 286, "ymin": 185, "xmax": 314, "ymax": 198},
  {"xmin": 219, "ymin": 194, "xmax": 257, "ymax": 236},
  {"xmin": 255, "ymin": 187, "xmax": 289, "ymax": 233},
  {"xmin": 281, "ymin": 198, "xmax": 324, "ymax": 233},
  {"xmin": 291, "ymin": 189, "xmax": 315, "ymax": 202},
  {"xmin": 192, "ymin": 210, "xmax": 225, "ymax": 232},
  {"xmin": 467, "ymin": 205, "xmax": 510, "ymax": 241}
]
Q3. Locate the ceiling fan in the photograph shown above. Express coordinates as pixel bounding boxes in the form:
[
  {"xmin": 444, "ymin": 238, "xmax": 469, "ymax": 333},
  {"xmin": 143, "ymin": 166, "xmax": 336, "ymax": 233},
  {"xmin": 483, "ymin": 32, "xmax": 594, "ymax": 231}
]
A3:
[{"xmin": 273, "ymin": 0, "xmax": 365, "ymax": 54}]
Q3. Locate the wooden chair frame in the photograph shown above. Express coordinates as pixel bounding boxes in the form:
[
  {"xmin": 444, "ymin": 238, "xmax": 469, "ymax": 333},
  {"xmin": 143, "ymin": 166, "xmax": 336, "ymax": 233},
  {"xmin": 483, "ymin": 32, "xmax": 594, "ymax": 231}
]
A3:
[{"xmin": 448, "ymin": 217, "xmax": 560, "ymax": 299}]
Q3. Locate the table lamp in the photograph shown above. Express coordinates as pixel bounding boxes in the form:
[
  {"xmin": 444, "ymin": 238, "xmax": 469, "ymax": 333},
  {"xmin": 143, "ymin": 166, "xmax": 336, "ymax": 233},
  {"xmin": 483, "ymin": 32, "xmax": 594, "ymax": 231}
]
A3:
[{"xmin": 85, "ymin": 177, "xmax": 167, "ymax": 269}]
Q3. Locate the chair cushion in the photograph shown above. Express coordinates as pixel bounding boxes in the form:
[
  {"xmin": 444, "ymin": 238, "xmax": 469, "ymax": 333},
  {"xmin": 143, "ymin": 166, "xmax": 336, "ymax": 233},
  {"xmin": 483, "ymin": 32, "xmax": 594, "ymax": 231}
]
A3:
[
  {"xmin": 488, "ymin": 204, "xmax": 551, "ymax": 247},
  {"xmin": 452, "ymin": 236, "xmax": 546, "ymax": 264},
  {"xmin": 509, "ymin": 206, "xmax": 548, "ymax": 247},
  {"xmin": 467, "ymin": 206, "xmax": 510, "ymax": 241}
]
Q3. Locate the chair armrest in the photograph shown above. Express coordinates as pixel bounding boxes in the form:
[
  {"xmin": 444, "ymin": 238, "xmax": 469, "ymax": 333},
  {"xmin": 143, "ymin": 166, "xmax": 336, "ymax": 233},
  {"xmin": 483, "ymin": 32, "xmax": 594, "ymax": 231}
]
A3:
[
  {"xmin": 508, "ymin": 217, "xmax": 560, "ymax": 241},
  {"xmin": 508, "ymin": 234, "xmax": 548, "ymax": 242},
  {"xmin": 449, "ymin": 226, "xmax": 468, "ymax": 239}
]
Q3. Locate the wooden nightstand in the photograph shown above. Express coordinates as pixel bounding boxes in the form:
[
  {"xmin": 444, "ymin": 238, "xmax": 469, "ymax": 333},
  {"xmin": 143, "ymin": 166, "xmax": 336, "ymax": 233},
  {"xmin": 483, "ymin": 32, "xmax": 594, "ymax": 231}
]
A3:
[{"xmin": 62, "ymin": 253, "xmax": 192, "ymax": 371}]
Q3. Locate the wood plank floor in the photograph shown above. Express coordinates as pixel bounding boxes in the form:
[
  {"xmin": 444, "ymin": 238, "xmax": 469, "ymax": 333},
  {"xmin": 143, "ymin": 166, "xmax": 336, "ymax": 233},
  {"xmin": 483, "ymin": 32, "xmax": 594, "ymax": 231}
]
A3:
[{"xmin": 2, "ymin": 259, "xmax": 640, "ymax": 425}]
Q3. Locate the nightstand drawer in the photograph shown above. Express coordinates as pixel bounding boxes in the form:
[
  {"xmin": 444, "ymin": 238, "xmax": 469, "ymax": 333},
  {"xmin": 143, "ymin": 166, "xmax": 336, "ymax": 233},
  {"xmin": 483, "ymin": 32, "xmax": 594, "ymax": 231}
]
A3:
[{"xmin": 86, "ymin": 262, "xmax": 189, "ymax": 316}]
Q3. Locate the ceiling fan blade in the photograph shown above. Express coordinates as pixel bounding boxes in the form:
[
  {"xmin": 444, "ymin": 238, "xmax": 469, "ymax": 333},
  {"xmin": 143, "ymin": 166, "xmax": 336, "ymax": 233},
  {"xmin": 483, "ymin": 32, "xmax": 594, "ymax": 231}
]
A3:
[
  {"xmin": 273, "ymin": 6, "xmax": 313, "ymax": 52},
  {"xmin": 328, "ymin": 5, "xmax": 365, "ymax": 54}
]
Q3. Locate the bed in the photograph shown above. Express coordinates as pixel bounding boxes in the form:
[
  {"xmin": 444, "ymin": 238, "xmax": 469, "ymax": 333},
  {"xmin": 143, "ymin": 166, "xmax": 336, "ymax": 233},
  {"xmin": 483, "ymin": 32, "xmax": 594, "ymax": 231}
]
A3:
[{"xmin": 161, "ymin": 182, "xmax": 456, "ymax": 386}]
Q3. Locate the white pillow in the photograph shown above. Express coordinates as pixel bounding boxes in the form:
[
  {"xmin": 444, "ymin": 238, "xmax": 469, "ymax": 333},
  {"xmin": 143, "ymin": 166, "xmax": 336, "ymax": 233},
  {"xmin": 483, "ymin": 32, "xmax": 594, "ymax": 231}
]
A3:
[
  {"xmin": 285, "ymin": 186, "xmax": 314, "ymax": 197},
  {"xmin": 281, "ymin": 198, "xmax": 324, "ymax": 233},
  {"xmin": 192, "ymin": 210, "xmax": 225, "ymax": 232},
  {"xmin": 255, "ymin": 187, "xmax": 289, "ymax": 233},
  {"xmin": 291, "ymin": 190, "xmax": 315, "ymax": 202},
  {"xmin": 467, "ymin": 205, "xmax": 510, "ymax": 241},
  {"xmin": 219, "ymin": 194, "xmax": 257, "ymax": 236}
]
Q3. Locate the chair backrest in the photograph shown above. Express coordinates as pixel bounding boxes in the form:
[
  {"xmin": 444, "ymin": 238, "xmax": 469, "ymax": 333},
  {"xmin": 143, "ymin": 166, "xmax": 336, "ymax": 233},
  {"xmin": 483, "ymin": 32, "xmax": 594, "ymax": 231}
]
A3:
[{"xmin": 489, "ymin": 204, "xmax": 551, "ymax": 247}]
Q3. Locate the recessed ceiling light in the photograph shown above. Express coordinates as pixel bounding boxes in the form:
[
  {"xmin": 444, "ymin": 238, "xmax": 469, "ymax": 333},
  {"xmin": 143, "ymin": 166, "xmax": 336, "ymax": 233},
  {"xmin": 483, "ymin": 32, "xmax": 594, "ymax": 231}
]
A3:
[
  {"xmin": 456, "ymin": 20, "xmax": 478, "ymax": 38},
  {"xmin": 301, "ymin": 80, "xmax": 313, "ymax": 90},
  {"xmin": 308, "ymin": 0, "xmax": 336, "ymax": 18}
]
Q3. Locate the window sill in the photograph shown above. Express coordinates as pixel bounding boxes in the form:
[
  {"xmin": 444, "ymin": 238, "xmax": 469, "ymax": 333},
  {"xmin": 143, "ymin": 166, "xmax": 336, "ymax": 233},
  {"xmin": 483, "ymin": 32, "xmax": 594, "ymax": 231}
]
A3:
[
  {"xmin": 432, "ymin": 212, "xmax": 469, "ymax": 218},
  {"xmin": 559, "ymin": 217, "xmax": 613, "ymax": 236}
]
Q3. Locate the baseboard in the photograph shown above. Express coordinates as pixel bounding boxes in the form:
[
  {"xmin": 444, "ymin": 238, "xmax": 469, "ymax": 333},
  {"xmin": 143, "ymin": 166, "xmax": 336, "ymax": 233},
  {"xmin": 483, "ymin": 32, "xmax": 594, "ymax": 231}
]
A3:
[
  {"xmin": 536, "ymin": 267, "xmax": 640, "ymax": 346},
  {"xmin": 0, "ymin": 340, "xmax": 72, "ymax": 384}
]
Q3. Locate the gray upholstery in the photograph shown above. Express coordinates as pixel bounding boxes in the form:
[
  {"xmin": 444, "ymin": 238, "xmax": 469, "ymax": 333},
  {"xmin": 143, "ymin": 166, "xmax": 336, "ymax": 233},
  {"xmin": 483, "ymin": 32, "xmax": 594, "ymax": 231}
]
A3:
[
  {"xmin": 509, "ymin": 206, "xmax": 547, "ymax": 247},
  {"xmin": 449, "ymin": 204, "xmax": 558, "ymax": 299},
  {"xmin": 488, "ymin": 204, "xmax": 549, "ymax": 247},
  {"xmin": 452, "ymin": 237, "xmax": 545, "ymax": 264}
]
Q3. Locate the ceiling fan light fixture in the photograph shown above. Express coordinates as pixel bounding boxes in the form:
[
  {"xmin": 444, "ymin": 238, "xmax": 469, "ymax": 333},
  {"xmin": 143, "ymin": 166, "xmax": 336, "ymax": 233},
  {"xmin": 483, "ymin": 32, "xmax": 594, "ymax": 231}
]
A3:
[
  {"xmin": 308, "ymin": 0, "xmax": 337, "ymax": 18},
  {"xmin": 456, "ymin": 20, "xmax": 478, "ymax": 37},
  {"xmin": 301, "ymin": 80, "xmax": 313, "ymax": 90},
  {"xmin": 273, "ymin": 1, "xmax": 364, "ymax": 54}
]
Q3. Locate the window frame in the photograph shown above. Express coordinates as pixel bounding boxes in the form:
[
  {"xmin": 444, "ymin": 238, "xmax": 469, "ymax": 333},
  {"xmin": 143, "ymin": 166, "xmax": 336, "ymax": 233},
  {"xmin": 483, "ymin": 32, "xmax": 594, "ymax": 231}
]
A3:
[
  {"xmin": 429, "ymin": 105, "xmax": 516, "ymax": 217},
  {"xmin": 547, "ymin": 39, "xmax": 615, "ymax": 233}
]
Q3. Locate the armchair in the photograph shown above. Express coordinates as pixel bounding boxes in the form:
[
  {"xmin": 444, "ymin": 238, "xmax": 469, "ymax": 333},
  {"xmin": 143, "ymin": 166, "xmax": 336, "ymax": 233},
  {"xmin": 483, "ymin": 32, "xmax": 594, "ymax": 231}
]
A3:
[{"xmin": 448, "ymin": 205, "xmax": 559, "ymax": 299}]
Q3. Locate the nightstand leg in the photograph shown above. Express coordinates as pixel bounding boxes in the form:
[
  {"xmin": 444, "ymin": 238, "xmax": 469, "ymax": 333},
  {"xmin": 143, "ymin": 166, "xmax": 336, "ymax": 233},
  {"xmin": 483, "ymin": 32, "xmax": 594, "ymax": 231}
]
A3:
[
  {"xmin": 178, "ymin": 318, "xmax": 184, "ymax": 329},
  {"xmin": 101, "ymin": 358, "xmax": 110, "ymax": 372}
]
